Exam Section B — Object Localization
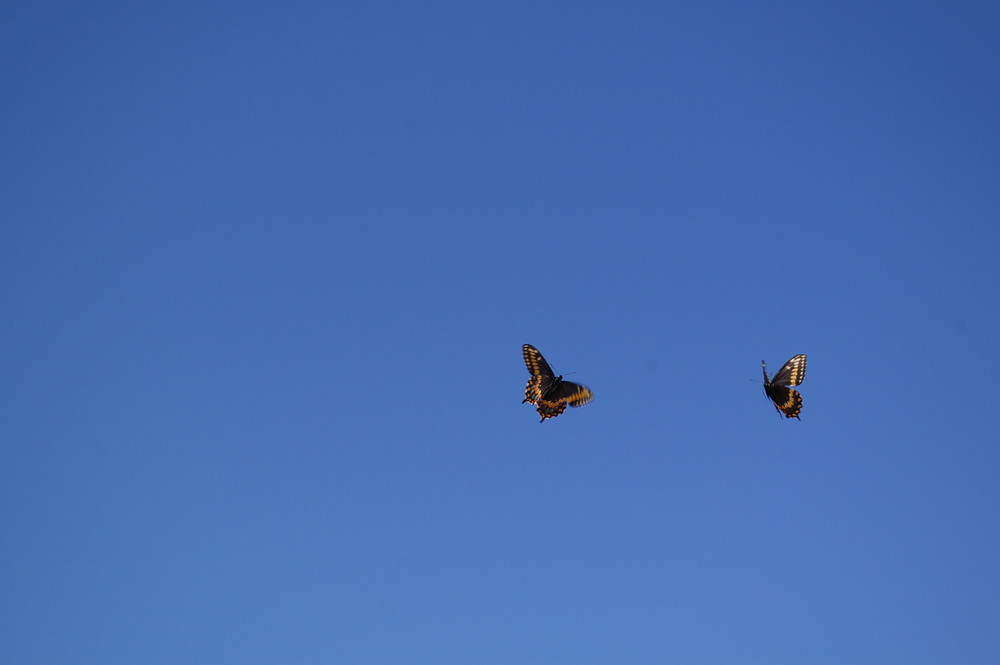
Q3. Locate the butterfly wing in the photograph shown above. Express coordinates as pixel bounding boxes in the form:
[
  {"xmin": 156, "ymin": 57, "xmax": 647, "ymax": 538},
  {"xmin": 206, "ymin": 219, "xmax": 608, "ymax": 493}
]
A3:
[
  {"xmin": 523, "ymin": 344, "xmax": 561, "ymax": 404},
  {"xmin": 535, "ymin": 380, "xmax": 594, "ymax": 422},
  {"xmin": 764, "ymin": 382, "xmax": 803, "ymax": 419},
  {"xmin": 535, "ymin": 398, "xmax": 569, "ymax": 421},
  {"xmin": 523, "ymin": 344, "xmax": 555, "ymax": 378},
  {"xmin": 771, "ymin": 354, "xmax": 807, "ymax": 387},
  {"xmin": 551, "ymin": 380, "xmax": 594, "ymax": 408},
  {"xmin": 523, "ymin": 374, "xmax": 543, "ymax": 404}
]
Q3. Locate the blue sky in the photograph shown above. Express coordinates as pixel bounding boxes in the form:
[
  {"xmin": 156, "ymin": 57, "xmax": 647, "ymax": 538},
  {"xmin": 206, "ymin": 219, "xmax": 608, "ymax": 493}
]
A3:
[{"xmin": 3, "ymin": 2, "xmax": 1000, "ymax": 663}]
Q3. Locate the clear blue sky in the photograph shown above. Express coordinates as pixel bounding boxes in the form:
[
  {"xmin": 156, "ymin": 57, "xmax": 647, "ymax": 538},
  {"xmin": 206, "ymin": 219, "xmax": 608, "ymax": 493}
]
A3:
[{"xmin": 3, "ymin": 2, "xmax": 999, "ymax": 663}]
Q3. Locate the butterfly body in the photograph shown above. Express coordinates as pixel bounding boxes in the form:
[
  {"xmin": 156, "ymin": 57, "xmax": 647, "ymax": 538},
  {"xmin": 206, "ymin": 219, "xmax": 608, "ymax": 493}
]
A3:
[
  {"xmin": 762, "ymin": 354, "xmax": 807, "ymax": 419},
  {"xmin": 522, "ymin": 344, "xmax": 593, "ymax": 422}
]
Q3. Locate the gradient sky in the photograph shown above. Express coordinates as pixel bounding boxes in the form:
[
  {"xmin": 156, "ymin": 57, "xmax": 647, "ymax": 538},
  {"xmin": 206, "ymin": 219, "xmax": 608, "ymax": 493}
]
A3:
[{"xmin": 3, "ymin": 2, "xmax": 1000, "ymax": 664}]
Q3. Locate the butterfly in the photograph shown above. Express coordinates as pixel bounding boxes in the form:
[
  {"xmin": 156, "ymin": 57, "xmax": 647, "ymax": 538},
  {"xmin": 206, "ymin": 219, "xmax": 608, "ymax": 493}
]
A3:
[
  {"xmin": 521, "ymin": 344, "xmax": 593, "ymax": 422},
  {"xmin": 762, "ymin": 354, "xmax": 807, "ymax": 419}
]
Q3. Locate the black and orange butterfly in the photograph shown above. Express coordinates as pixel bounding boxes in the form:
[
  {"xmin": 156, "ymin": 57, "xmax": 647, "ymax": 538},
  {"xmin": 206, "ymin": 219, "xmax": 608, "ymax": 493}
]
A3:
[
  {"xmin": 521, "ymin": 344, "xmax": 593, "ymax": 422},
  {"xmin": 762, "ymin": 354, "xmax": 807, "ymax": 419}
]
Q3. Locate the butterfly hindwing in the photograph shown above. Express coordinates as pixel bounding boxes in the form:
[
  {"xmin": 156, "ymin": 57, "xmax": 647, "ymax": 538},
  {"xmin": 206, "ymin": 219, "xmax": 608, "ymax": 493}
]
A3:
[
  {"xmin": 521, "ymin": 344, "xmax": 593, "ymax": 422},
  {"xmin": 523, "ymin": 374, "xmax": 543, "ymax": 404},
  {"xmin": 764, "ymin": 383, "xmax": 803, "ymax": 420},
  {"xmin": 535, "ymin": 398, "xmax": 568, "ymax": 420},
  {"xmin": 762, "ymin": 354, "xmax": 807, "ymax": 419}
]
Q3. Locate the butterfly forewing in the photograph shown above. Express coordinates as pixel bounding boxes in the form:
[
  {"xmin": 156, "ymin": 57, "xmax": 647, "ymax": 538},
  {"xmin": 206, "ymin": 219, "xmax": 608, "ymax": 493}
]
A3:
[
  {"xmin": 555, "ymin": 381, "xmax": 594, "ymax": 408},
  {"xmin": 523, "ymin": 344, "xmax": 555, "ymax": 379},
  {"xmin": 771, "ymin": 354, "xmax": 806, "ymax": 387}
]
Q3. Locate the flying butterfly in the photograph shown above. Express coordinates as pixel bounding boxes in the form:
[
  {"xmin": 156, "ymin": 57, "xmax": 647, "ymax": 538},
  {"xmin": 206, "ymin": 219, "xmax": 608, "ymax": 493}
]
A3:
[
  {"xmin": 762, "ymin": 354, "xmax": 807, "ymax": 419},
  {"xmin": 522, "ymin": 344, "xmax": 593, "ymax": 422}
]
